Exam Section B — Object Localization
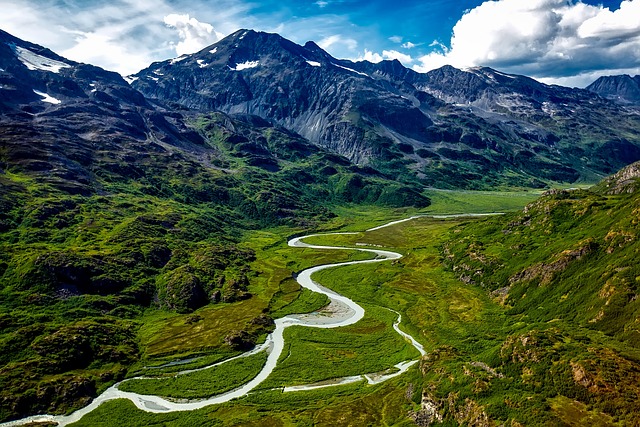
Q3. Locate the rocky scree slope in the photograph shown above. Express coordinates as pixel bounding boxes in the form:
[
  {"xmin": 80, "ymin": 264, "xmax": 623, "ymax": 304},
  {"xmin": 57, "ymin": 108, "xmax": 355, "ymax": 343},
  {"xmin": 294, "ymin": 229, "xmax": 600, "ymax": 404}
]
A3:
[{"xmin": 132, "ymin": 29, "xmax": 640, "ymax": 189}]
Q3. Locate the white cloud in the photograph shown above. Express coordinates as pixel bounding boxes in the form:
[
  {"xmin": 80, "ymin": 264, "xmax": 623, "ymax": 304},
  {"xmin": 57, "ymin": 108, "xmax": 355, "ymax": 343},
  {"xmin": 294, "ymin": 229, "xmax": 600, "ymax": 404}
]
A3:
[
  {"xmin": 318, "ymin": 34, "xmax": 358, "ymax": 52},
  {"xmin": 389, "ymin": 35, "xmax": 403, "ymax": 43},
  {"xmin": 62, "ymin": 30, "xmax": 153, "ymax": 74},
  {"xmin": 382, "ymin": 50, "xmax": 413, "ymax": 64},
  {"xmin": 357, "ymin": 49, "xmax": 413, "ymax": 65},
  {"xmin": 412, "ymin": 0, "xmax": 640, "ymax": 86},
  {"xmin": 163, "ymin": 14, "xmax": 221, "ymax": 56},
  {"xmin": 360, "ymin": 49, "xmax": 384, "ymax": 63},
  {"xmin": 315, "ymin": 1, "xmax": 329, "ymax": 7},
  {"xmin": 402, "ymin": 42, "xmax": 417, "ymax": 49},
  {"xmin": 578, "ymin": 0, "xmax": 640, "ymax": 38}
]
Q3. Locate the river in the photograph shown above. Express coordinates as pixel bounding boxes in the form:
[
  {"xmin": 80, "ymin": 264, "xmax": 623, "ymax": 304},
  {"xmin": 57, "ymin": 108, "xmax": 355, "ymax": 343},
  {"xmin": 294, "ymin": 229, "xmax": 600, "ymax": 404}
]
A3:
[{"xmin": 3, "ymin": 217, "xmax": 435, "ymax": 427}]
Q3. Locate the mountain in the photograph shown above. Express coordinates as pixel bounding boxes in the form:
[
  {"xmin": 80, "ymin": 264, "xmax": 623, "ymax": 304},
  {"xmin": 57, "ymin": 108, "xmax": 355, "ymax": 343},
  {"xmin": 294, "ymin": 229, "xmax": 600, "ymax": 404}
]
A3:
[
  {"xmin": 3, "ymin": 25, "xmax": 640, "ymax": 425},
  {"xmin": 0, "ymin": 28, "xmax": 433, "ymax": 422},
  {"xmin": 131, "ymin": 29, "xmax": 640, "ymax": 189},
  {"xmin": 0, "ymin": 28, "xmax": 427, "ymax": 215},
  {"xmin": 130, "ymin": 30, "xmax": 429, "ymax": 163},
  {"xmin": 586, "ymin": 74, "xmax": 640, "ymax": 106}
]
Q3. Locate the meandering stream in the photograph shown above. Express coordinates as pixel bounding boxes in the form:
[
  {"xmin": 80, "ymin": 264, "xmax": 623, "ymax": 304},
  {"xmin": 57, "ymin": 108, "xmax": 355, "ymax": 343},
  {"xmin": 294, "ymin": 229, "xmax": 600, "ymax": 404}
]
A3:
[{"xmin": 3, "ymin": 218, "xmax": 432, "ymax": 427}]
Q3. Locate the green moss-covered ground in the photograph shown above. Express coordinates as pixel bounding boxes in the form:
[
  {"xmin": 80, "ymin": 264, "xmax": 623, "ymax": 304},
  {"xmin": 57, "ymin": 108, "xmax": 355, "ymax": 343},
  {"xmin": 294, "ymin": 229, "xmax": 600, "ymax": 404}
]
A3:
[{"xmin": 65, "ymin": 181, "xmax": 640, "ymax": 426}]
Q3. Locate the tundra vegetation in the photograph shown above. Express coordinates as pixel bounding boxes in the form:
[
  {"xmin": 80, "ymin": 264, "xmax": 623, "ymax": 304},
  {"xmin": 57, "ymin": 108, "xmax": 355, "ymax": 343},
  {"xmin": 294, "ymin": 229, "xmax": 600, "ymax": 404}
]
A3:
[
  {"xmin": 68, "ymin": 172, "xmax": 640, "ymax": 426},
  {"xmin": 7, "ymin": 129, "xmax": 640, "ymax": 425}
]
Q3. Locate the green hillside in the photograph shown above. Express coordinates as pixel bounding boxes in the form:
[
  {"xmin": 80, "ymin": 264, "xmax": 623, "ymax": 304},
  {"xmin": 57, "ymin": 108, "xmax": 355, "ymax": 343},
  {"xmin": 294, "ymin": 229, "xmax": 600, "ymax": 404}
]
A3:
[{"xmin": 437, "ymin": 163, "xmax": 640, "ymax": 425}]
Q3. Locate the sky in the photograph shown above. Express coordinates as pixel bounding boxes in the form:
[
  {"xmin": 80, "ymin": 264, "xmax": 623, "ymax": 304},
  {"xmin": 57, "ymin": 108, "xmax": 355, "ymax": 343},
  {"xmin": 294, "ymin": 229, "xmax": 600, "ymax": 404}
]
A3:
[{"xmin": 1, "ymin": 0, "xmax": 639, "ymax": 87}]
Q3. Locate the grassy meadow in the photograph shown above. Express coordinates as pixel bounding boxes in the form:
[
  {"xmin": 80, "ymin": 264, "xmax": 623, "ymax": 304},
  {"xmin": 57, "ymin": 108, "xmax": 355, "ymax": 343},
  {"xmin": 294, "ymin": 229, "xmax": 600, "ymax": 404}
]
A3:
[{"xmin": 64, "ymin": 190, "xmax": 543, "ymax": 426}]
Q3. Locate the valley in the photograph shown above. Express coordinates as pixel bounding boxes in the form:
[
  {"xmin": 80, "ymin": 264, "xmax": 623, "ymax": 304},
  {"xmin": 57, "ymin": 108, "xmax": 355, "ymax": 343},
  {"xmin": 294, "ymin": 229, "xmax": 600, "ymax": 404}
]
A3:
[
  {"xmin": 0, "ymin": 203, "xmax": 514, "ymax": 426},
  {"xmin": 1, "ymin": 24, "xmax": 640, "ymax": 427}
]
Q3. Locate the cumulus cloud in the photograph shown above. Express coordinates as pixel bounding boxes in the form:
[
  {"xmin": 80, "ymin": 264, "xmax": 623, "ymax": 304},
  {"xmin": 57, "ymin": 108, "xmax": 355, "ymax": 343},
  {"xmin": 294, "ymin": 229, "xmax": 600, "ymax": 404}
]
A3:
[
  {"xmin": 382, "ymin": 50, "xmax": 413, "ymax": 63},
  {"xmin": 318, "ymin": 34, "xmax": 358, "ymax": 52},
  {"xmin": 163, "ymin": 14, "xmax": 221, "ymax": 56},
  {"xmin": 360, "ymin": 49, "xmax": 383, "ymax": 63},
  {"xmin": 63, "ymin": 30, "xmax": 153, "ymax": 74},
  {"xmin": 413, "ymin": 0, "xmax": 640, "ymax": 86},
  {"xmin": 357, "ymin": 49, "xmax": 413, "ymax": 65},
  {"xmin": 389, "ymin": 36, "xmax": 418, "ymax": 50}
]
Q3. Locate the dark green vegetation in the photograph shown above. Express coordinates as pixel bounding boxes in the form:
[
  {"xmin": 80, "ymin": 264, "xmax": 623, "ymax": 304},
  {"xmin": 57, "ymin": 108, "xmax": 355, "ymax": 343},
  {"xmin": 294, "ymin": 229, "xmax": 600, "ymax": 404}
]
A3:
[
  {"xmin": 192, "ymin": 112, "xmax": 430, "ymax": 211},
  {"xmin": 0, "ymin": 106, "xmax": 427, "ymax": 421},
  {"xmin": 0, "ymin": 159, "xmax": 534, "ymax": 424},
  {"xmin": 66, "ymin": 214, "xmax": 503, "ymax": 426},
  {"xmin": 119, "ymin": 351, "xmax": 268, "ymax": 399},
  {"xmin": 65, "ymin": 165, "xmax": 640, "ymax": 426},
  {"xmin": 437, "ymin": 164, "xmax": 640, "ymax": 426}
]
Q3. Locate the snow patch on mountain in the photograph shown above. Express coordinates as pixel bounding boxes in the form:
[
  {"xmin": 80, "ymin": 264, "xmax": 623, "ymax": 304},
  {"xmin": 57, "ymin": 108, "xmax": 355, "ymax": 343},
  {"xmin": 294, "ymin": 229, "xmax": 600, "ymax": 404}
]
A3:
[
  {"xmin": 306, "ymin": 60, "xmax": 321, "ymax": 67},
  {"xmin": 170, "ymin": 55, "xmax": 188, "ymax": 65},
  {"xmin": 229, "ymin": 61, "xmax": 259, "ymax": 71},
  {"xmin": 332, "ymin": 64, "xmax": 369, "ymax": 77},
  {"xmin": 197, "ymin": 59, "xmax": 208, "ymax": 68},
  {"xmin": 493, "ymin": 70, "xmax": 515, "ymax": 79},
  {"xmin": 209, "ymin": 47, "xmax": 218, "ymax": 54},
  {"xmin": 33, "ymin": 89, "xmax": 61, "ymax": 104},
  {"xmin": 124, "ymin": 76, "xmax": 138, "ymax": 84},
  {"xmin": 11, "ymin": 44, "xmax": 70, "ymax": 73},
  {"xmin": 464, "ymin": 67, "xmax": 497, "ymax": 84}
]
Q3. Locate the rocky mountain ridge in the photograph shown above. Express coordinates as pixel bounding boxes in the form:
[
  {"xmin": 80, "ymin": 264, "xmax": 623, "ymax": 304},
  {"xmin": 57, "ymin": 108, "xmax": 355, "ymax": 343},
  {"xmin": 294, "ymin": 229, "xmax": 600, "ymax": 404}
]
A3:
[
  {"xmin": 586, "ymin": 74, "xmax": 640, "ymax": 106},
  {"xmin": 131, "ymin": 29, "xmax": 640, "ymax": 189}
]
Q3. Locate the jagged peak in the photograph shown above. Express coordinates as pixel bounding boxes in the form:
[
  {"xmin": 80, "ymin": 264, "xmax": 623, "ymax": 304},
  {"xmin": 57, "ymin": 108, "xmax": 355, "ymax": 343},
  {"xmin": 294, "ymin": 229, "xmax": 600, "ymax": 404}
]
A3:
[
  {"xmin": 303, "ymin": 40, "xmax": 322, "ymax": 50},
  {"xmin": 230, "ymin": 28, "xmax": 255, "ymax": 37}
]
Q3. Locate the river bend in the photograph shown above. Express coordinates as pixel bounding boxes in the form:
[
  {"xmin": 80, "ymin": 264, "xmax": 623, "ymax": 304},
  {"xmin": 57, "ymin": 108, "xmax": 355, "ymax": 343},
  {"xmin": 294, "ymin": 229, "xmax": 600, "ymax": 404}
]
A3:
[{"xmin": 3, "ymin": 220, "xmax": 428, "ymax": 427}]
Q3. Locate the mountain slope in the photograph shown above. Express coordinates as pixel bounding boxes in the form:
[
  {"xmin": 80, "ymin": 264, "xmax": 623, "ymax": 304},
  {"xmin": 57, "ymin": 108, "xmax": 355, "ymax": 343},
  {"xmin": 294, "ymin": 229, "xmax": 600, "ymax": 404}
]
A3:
[
  {"xmin": 131, "ymin": 29, "xmax": 640, "ymax": 189},
  {"xmin": 587, "ymin": 74, "xmax": 640, "ymax": 106},
  {"xmin": 131, "ymin": 29, "xmax": 435, "ymax": 167},
  {"xmin": 0, "ymin": 29, "xmax": 429, "ymax": 422},
  {"xmin": 437, "ymin": 161, "xmax": 640, "ymax": 424}
]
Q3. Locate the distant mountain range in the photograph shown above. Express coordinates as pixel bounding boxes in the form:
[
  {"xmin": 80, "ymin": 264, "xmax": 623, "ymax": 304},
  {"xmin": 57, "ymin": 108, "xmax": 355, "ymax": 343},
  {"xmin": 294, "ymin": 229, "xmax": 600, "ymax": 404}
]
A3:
[
  {"xmin": 586, "ymin": 74, "xmax": 640, "ymax": 106},
  {"xmin": 130, "ymin": 29, "xmax": 640, "ymax": 189},
  {"xmin": 3, "ymin": 26, "xmax": 640, "ymax": 424},
  {"xmin": 2, "ymin": 28, "xmax": 640, "ymax": 192}
]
